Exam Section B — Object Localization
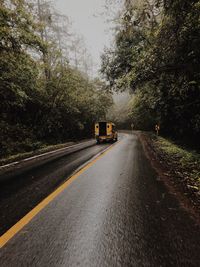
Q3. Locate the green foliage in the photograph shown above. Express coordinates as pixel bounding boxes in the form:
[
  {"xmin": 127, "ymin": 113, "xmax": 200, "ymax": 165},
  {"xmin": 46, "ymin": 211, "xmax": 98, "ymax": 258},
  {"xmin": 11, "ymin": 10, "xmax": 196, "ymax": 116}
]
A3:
[
  {"xmin": 0, "ymin": 0, "xmax": 45, "ymax": 52},
  {"xmin": 156, "ymin": 136, "xmax": 200, "ymax": 188},
  {"xmin": 0, "ymin": 0, "xmax": 112, "ymax": 158},
  {"xmin": 106, "ymin": 93, "xmax": 132, "ymax": 129},
  {"xmin": 129, "ymin": 87, "xmax": 158, "ymax": 130},
  {"xmin": 101, "ymin": 0, "xmax": 200, "ymax": 146}
]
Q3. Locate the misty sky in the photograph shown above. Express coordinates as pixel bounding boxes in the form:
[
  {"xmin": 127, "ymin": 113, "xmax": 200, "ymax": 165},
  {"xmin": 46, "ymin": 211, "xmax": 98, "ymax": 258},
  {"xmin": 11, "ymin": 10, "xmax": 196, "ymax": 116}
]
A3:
[{"xmin": 55, "ymin": 0, "xmax": 118, "ymax": 75}]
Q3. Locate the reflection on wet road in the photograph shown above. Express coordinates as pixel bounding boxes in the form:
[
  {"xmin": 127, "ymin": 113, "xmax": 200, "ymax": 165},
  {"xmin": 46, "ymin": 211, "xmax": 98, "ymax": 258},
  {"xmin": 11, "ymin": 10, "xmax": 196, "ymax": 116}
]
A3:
[{"xmin": 0, "ymin": 133, "xmax": 199, "ymax": 266}]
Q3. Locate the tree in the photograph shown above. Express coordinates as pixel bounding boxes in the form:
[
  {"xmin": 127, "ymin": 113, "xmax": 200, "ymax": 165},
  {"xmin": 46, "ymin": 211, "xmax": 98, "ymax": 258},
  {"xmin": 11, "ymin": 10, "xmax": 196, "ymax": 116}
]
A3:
[
  {"xmin": 101, "ymin": 0, "xmax": 200, "ymax": 146},
  {"xmin": 0, "ymin": 0, "xmax": 113, "ymax": 157}
]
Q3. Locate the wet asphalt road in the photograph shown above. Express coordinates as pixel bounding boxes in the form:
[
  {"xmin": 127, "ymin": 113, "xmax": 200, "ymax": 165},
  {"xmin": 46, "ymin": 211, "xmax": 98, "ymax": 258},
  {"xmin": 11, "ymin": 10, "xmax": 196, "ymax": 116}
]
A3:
[
  {"xmin": 0, "ymin": 141, "xmax": 110, "ymax": 235},
  {"xmin": 0, "ymin": 133, "xmax": 200, "ymax": 266}
]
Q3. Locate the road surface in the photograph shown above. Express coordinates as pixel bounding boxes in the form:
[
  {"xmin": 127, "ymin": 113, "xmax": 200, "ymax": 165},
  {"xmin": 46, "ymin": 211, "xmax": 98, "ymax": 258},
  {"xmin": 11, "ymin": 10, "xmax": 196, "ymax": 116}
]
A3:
[{"xmin": 0, "ymin": 133, "xmax": 199, "ymax": 266}]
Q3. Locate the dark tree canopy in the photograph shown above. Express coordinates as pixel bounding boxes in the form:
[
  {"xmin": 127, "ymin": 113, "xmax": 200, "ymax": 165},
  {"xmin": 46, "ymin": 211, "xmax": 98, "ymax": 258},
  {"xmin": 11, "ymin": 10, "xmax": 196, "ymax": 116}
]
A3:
[
  {"xmin": 101, "ymin": 0, "xmax": 200, "ymax": 147},
  {"xmin": 0, "ymin": 0, "xmax": 113, "ymax": 157}
]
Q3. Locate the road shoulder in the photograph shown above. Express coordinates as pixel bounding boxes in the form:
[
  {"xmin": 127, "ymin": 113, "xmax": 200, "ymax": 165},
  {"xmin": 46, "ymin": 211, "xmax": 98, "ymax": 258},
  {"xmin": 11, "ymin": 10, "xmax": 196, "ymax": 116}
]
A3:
[
  {"xmin": 0, "ymin": 139, "xmax": 93, "ymax": 167},
  {"xmin": 0, "ymin": 139, "xmax": 95, "ymax": 182},
  {"xmin": 137, "ymin": 131, "xmax": 200, "ymax": 222}
]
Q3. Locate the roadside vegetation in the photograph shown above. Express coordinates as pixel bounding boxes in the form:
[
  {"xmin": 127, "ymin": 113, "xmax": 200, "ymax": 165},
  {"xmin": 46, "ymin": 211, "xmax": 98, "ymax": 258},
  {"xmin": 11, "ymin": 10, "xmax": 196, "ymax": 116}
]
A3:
[
  {"xmin": 0, "ymin": 0, "xmax": 112, "ymax": 158},
  {"xmin": 155, "ymin": 136, "xmax": 200, "ymax": 190},
  {"xmin": 139, "ymin": 132, "xmax": 200, "ymax": 213},
  {"xmin": 0, "ymin": 141, "xmax": 78, "ymax": 166},
  {"xmin": 101, "ymin": 0, "xmax": 200, "ymax": 148},
  {"xmin": 101, "ymin": 0, "xmax": 200, "ymax": 213}
]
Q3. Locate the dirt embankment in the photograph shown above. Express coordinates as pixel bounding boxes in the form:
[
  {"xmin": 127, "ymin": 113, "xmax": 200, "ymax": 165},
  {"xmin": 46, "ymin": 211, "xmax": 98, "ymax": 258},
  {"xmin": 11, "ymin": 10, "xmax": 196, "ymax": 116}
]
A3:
[{"xmin": 137, "ymin": 131, "xmax": 200, "ymax": 222}]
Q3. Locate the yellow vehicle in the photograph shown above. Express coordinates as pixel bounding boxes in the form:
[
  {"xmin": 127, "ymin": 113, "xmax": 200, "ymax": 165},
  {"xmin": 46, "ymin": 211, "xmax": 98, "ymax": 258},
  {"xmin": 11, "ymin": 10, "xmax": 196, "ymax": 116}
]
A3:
[{"xmin": 95, "ymin": 121, "xmax": 118, "ymax": 144}]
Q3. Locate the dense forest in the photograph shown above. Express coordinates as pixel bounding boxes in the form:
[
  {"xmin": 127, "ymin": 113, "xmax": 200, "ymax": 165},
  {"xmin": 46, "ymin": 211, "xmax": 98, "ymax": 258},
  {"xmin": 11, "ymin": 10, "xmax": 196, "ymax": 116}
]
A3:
[
  {"xmin": 1, "ymin": 0, "xmax": 200, "ymax": 158},
  {"xmin": 0, "ymin": 0, "xmax": 112, "ymax": 157},
  {"xmin": 101, "ymin": 0, "xmax": 200, "ymax": 148}
]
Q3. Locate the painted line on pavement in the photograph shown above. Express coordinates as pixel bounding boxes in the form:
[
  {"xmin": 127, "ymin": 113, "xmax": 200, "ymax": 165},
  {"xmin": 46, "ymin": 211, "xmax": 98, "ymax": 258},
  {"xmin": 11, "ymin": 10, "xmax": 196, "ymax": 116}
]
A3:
[
  {"xmin": 0, "ymin": 140, "xmax": 95, "ymax": 169},
  {"xmin": 0, "ymin": 140, "xmax": 121, "ymax": 248}
]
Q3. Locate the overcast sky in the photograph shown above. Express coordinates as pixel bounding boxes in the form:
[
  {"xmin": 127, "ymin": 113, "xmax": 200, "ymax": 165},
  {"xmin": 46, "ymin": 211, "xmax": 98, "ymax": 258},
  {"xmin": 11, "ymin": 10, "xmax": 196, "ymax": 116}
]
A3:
[{"xmin": 55, "ymin": 0, "xmax": 119, "ymax": 75}]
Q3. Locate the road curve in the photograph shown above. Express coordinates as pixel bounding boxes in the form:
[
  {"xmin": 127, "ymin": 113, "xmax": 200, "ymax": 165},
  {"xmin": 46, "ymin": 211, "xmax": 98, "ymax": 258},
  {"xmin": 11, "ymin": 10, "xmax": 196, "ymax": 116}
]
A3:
[{"xmin": 0, "ymin": 133, "xmax": 199, "ymax": 266}]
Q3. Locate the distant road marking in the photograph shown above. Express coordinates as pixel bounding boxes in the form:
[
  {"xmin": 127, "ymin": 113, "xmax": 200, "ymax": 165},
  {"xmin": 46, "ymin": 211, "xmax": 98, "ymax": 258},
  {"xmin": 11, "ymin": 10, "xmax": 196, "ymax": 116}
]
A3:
[
  {"xmin": 0, "ymin": 140, "xmax": 95, "ymax": 169},
  {"xmin": 0, "ymin": 140, "xmax": 121, "ymax": 248}
]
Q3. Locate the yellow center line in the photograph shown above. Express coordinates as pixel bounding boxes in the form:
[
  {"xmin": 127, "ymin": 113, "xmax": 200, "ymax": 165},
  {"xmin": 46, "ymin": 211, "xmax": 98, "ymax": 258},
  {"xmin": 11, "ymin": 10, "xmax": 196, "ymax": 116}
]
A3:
[{"xmin": 0, "ymin": 140, "xmax": 121, "ymax": 248}]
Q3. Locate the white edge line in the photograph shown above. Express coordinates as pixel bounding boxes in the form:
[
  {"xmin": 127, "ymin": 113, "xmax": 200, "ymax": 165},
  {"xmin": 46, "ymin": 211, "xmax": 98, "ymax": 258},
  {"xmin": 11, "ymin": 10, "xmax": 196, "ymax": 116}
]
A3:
[{"xmin": 0, "ymin": 140, "xmax": 95, "ymax": 169}]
